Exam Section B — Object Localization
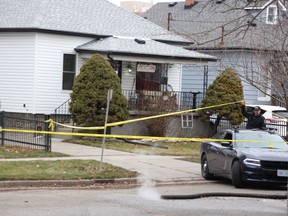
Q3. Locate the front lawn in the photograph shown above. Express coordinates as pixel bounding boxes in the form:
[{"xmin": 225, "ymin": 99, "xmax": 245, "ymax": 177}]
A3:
[
  {"xmin": 0, "ymin": 159, "xmax": 137, "ymax": 181},
  {"xmin": 0, "ymin": 146, "xmax": 68, "ymax": 159}
]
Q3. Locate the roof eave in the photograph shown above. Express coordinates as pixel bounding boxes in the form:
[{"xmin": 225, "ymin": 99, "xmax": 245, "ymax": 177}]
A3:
[
  {"xmin": 75, "ymin": 48, "xmax": 218, "ymax": 62},
  {"xmin": 154, "ymin": 39, "xmax": 194, "ymax": 46},
  {"xmin": 0, "ymin": 28, "xmax": 111, "ymax": 39},
  {"xmin": 186, "ymin": 46, "xmax": 285, "ymax": 53}
]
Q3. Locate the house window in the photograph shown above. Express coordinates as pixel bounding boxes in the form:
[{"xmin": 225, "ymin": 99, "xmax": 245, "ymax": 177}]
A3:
[
  {"xmin": 267, "ymin": 6, "xmax": 277, "ymax": 24},
  {"xmin": 63, "ymin": 54, "xmax": 76, "ymax": 90}
]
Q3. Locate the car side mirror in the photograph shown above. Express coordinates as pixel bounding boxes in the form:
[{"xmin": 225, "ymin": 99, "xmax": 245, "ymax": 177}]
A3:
[{"xmin": 221, "ymin": 142, "xmax": 232, "ymax": 147}]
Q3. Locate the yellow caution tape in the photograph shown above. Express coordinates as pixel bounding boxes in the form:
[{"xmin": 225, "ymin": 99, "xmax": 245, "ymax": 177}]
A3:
[
  {"xmin": 3, "ymin": 100, "xmax": 285, "ymax": 145},
  {"xmin": 0, "ymin": 128, "xmax": 286, "ymax": 145},
  {"xmin": 45, "ymin": 119, "xmax": 55, "ymax": 131},
  {"xmin": 46, "ymin": 100, "xmax": 242, "ymax": 131},
  {"xmin": 107, "ymin": 100, "xmax": 241, "ymax": 127},
  {"xmin": 45, "ymin": 119, "xmax": 105, "ymax": 131}
]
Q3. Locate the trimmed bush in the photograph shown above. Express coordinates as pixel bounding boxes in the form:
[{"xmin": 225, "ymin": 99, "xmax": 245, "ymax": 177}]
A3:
[
  {"xmin": 69, "ymin": 54, "xmax": 129, "ymax": 128},
  {"xmin": 199, "ymin": 67, "xmax": 244, "ymax": 136}
]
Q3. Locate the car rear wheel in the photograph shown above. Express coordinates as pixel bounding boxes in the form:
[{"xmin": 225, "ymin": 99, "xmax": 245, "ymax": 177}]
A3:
[
  {"xmin": 232, "ymin": 161, "xmax": 246, "ymax": 188},
  {"xmin": 201, "ymin": 154, "xmax": 214, "ymax": 180}
]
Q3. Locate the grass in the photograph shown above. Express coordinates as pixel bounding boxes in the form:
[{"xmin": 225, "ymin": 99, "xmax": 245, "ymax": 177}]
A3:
[
  {"xmin": 0, "ymin": 160, "xmax": 137, "ymax": 181},
  {"xmin": 0, "ymin": 145, "xmax": 136, "ymax": 181},
  {"xmin": 65, "ymin": 138, "xmax": 201, "ymax": 162},
  {"xmin": 0, "ymin": 140, "xmax": 200, "ymax": 181},
  {"xmin": 0, "ymin": 146, "xmax": 68, "ymax": 159}
]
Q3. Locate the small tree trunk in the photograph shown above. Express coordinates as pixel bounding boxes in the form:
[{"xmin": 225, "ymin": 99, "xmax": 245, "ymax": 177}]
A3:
[{"xmin": 209, "ymin": 115, "xmax": 222, "ymax": 137}]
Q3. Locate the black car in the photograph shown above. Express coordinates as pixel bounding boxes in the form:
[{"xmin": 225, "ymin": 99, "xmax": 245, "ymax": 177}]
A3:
[{"xmin": 200, "ymin": 129, "xmax": 288, "ymax": 188}]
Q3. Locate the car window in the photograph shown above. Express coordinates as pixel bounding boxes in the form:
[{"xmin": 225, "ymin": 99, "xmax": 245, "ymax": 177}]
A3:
[
  {"xmin": 235, "ymin": 132, "xmax": 288, "ymax": 149},
  {"xmin": 272, "ymin": 111, "xmax": 288, "ymax": 119},
  {"xmin": 224, "ymin": 132, "xmax": 233, "ymax": 141},
  {"xmin": 213, "ymin": 131, "xmax": 226, "ymax": 139},
  {"xmin": 262, "ymin": 111, "xmax": 272, "ymax": 119}
]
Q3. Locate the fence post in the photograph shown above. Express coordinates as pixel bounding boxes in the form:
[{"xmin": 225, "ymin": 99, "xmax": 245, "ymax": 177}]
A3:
[
  {"xmin": 1, "ymin": 111, "xmax": 4, "ymax": 145},
  {"xmin": 286, "ymin": 121, "xmax": 288, "ymax": 141},
  {"xmin": 44, "ymin": 114, "xmax": 51, "ymax": 152}
]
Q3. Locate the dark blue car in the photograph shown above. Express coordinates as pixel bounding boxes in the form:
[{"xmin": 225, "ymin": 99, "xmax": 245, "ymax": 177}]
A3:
[{"xmin": 200, "ymin": 129, "xmax": 288, "ymax": 188}]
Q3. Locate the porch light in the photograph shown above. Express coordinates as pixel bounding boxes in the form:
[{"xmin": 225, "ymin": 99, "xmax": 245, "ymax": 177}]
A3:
[{"xmin": 127, "ymin": 62, "xmax": 133, "ymax": 73}]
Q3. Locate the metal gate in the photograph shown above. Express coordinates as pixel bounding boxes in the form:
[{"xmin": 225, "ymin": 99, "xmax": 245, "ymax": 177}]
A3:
[{"xmin": 0, "ymin": 111, "xmax": 51, "ymax": 151}]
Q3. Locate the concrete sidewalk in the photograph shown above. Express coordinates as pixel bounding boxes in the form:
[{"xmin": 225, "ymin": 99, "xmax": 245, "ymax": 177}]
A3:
[
  {"xmin": 51, "ymin": 138, "xmax": 202, "ymax": 184},
  {"xmin": 0, "ymin": 138, "xmax": 203, "ymax": 187}
]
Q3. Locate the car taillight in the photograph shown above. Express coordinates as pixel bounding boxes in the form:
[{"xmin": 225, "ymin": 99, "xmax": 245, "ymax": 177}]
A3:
[{"xmin": 266, "ymin": 118, "xmax": 286, "ymax": 123}]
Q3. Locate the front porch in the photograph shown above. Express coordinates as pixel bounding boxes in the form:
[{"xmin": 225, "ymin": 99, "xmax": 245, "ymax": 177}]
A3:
[
  {"xmin": 53, "ymin": 90, "xmax": 208, "ymax": 138},
  {"xmin": 54, "ymin": 90, "xmax": 204, "ymax": 119},
  {"xmin": 122, "ymin": 89, "xmax": 203, "ymax": 112}
]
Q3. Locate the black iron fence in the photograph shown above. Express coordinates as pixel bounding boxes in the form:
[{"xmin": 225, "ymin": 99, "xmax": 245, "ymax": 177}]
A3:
[
  {"xmin": 53, "ymin": 90, "xmax": 204, "ymax": 125},
  {"xmin": 122, "ymin": 90, "xmax": 204, "ymax": 111},
  {"xmin": 0, "ymin": 111, "xmax": 51, "ymax": 151},
  {"xmin": 211, "ymin": 117, "xmax": 288, "ymax": 138}
]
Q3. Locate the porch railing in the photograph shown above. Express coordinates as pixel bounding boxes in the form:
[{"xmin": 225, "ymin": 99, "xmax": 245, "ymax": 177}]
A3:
[
  {"xmin": 122, "ymin": 89, "xmax": 204, "ymax": 111},
  {"xmin": 53, "ymin": 90, "xmax": 204, "ymax": 121},
  {"xmin": 53, "ymin": 99, "xmax": 71, "ymax": 124}
]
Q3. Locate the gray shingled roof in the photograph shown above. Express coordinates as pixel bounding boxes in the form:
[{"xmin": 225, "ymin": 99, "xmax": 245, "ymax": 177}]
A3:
[
  {"xmin": 0, "ymin": 0, "xmax": 190, "ymax": 43},
  {"xmin": 144, "ymin": 0, "xmax": 288, "ymax": 50},
  {"xmin": 75, "ymin": 36, "xmax": 218, "ymax": 61}
]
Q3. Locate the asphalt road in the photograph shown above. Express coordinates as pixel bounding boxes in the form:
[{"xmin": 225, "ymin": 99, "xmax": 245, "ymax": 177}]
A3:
[{"xmin": 0, "ymin": 182, "xmax": 287, "ymax": 216}]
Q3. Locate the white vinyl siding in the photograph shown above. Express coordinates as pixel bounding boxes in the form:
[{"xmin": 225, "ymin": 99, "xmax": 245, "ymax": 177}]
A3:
[
  {"xmin": 0, "ymin": 32, "xmax": 94, "ymax": 114},
  {"xmin": 121, "ymin": 61, "xmax": 137, "ymax": 103},
  {"xmin": 0, "ymin": 33, "xmax": 35, "ymax": 113},
  {"xmin": 167, "ymin": 64, "xmax": 181, "ymax": 92},
  {"xmin": 121, "ymin": 61, "xmax": 136, "ymax": 91},
  {"xmin": 34, "ymin": 33, "xmax": 93, "ymax": 113}
]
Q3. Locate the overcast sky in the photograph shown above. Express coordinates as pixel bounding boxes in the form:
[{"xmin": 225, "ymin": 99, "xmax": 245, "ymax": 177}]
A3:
[{"xmin": 107, "ymin": 0, "xmax": 182, "ymax": 6}]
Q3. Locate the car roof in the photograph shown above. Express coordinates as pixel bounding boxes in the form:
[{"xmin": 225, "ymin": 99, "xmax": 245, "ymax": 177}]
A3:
[
  {"xmin": 247, "ymin": 104, "xmax": 287, "ymax": 111},
  {"xmin": 222, "ymin": 129, "xmax": 277, "ymax": 134}
]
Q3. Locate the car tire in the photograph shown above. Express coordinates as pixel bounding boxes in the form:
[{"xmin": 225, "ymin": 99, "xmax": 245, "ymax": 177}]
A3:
[
  {"xmin": 232, "ymin": 161, "xmax": 246, "ymax": 188},
  {"xmin": 201, "ymin": 154, "xmax": 214, "ymax": 180}
]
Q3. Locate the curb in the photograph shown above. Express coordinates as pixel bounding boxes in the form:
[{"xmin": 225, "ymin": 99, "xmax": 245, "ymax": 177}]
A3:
[
  {"xmin": 0, "ymin": 178, "xmax": 138, "ymax": 188},
  {"xmin": 0, "ymin": 178, "xmax": 209, "ymax": 189}
]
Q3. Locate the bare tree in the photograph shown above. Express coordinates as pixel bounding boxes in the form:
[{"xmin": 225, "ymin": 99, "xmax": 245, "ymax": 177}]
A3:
[{"xmin": 145, "ymin": 0, "xmax": 288, "ymax": 108}]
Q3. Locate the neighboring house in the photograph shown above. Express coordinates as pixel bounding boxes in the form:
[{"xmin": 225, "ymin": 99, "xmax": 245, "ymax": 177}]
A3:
[
  {"xmin": 0, "ymin": 0, "xmax": 217, "ymax": 114},
  {"xmin": 120, "ymin": 1, "xmax": 154, "ymax": 15},
  {"xmin": 144, "ymin": 0, "xmax": 288, "ymax": 105}
]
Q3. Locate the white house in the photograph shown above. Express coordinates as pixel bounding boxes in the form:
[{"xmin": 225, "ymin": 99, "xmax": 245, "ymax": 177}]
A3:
[{"xmin": 0, "ymin": 0, "xmax": 217, "ymax": 114}]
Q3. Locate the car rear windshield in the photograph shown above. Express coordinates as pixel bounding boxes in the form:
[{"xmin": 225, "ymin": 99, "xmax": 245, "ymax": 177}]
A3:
[
  {"xmin": 272, "ymin": 111, "xmax": 288, "ymax": 119},
  {"xmin": 235, "ymin": 132, "xmax": 288, "ymax": 149}
]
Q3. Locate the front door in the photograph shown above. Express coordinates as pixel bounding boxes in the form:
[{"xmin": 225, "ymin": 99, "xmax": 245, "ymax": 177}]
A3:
[{"xmin": 136, "ymin": 63, "xmax": 161, "ymax": 91}]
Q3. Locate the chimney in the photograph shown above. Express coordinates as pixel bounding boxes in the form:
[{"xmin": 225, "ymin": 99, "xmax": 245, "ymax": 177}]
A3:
[
  {"xmin": 217, "ymin": 26, "xmax": 225, "ymax": 48},
  {"xmin": 185, "ymin": 0, "xmax": 198, "ymax": 9}
]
